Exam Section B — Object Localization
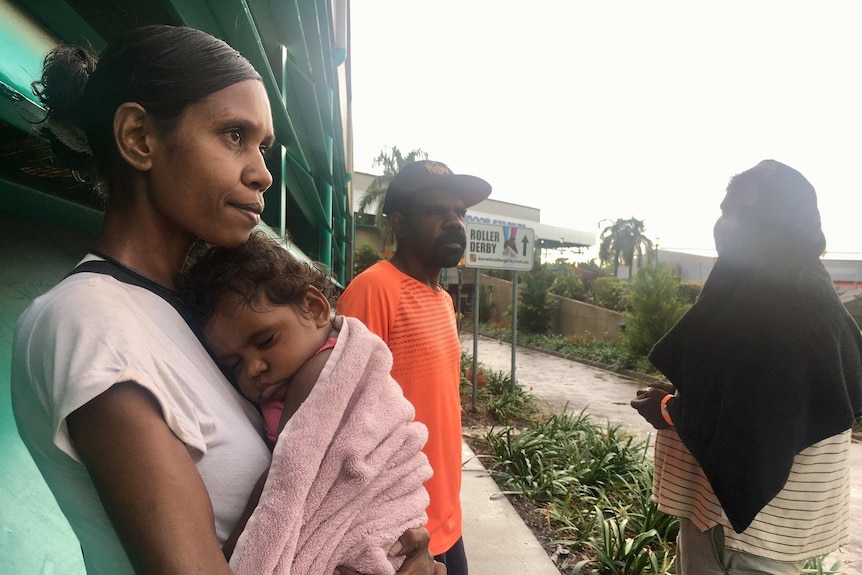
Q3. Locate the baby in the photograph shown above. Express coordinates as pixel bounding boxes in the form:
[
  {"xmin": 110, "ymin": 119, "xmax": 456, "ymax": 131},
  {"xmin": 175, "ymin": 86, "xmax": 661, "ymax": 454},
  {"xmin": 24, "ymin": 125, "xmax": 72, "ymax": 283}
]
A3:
[{"xmin": 181, "ymin": 231, "xmax": 432, "ymax": 575}]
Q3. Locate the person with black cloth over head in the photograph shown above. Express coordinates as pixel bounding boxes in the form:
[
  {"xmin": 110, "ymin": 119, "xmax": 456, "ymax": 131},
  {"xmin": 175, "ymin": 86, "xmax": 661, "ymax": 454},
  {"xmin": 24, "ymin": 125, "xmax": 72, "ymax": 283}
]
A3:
[{"xmin": 631, "ymin": 159, "xmax": 862, "ymax": 574}]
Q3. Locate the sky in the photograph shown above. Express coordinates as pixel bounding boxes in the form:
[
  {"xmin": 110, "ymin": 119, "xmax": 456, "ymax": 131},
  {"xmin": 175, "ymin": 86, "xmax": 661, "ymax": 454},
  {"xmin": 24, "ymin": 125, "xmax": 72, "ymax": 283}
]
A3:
[{"xmin": 348, "ymin": 0, "xmax": 862, "ymax": 261}]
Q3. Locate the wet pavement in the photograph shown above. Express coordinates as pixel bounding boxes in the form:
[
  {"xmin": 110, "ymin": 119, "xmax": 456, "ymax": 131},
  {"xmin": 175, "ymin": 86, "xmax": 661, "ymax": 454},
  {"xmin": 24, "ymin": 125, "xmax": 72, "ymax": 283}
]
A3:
[{"xmin": 461, "ymin": 332, "xmax": 862, "ymax": 575}]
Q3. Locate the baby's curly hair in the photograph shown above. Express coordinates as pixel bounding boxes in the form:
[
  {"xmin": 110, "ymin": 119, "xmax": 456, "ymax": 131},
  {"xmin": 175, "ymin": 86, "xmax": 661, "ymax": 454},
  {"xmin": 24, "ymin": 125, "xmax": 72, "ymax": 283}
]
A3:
[{"xmin": 180, "ymin": 231, "xmax": 335, "ymax": 320}]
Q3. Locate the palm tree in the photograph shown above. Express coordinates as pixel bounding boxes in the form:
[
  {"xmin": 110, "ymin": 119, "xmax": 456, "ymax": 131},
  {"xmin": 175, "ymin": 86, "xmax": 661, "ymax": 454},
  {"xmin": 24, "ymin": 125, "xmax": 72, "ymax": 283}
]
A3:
[
  {"xmin": 598, "ymin": 217, "xmax": 654, "ymax": 279},
  {"xmin": 357, "ymin": 146, "xmax": 428, "ymax": 253}
]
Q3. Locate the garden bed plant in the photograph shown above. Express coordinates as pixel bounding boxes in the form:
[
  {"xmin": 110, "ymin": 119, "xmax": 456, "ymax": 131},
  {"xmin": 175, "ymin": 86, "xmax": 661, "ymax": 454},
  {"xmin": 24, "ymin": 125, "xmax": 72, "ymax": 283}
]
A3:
[{"xmin": 477, "ymin": 323, "xmax": 659, "ymax": 376}]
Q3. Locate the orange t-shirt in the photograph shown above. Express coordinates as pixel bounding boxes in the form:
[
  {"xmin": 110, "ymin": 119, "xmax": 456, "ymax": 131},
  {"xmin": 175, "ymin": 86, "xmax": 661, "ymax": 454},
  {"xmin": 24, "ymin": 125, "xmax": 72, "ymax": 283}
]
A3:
[{"xmin": 337, "ymin": 260, "xmax": 463, "ymax": 555}]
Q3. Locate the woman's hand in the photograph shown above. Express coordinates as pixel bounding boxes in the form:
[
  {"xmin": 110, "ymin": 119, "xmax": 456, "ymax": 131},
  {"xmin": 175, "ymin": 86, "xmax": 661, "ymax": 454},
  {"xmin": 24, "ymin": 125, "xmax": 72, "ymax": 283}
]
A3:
[
  {"xmin": 630, "ymin": 384, "xmax": 674, "ymax": 430},
  {"xmin": 649, "ymin": 381, "xmax": 676, "ymax": 395},
  {"xmin": 333, "ymin": 528, "xmax": 445, "ymax": 575}
]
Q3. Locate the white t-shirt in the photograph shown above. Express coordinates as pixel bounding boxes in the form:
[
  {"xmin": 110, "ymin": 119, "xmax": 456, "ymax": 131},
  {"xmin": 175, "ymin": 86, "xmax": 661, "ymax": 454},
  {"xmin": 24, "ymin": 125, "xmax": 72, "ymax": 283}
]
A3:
[{"xmin": 11, "ymin": 260, "xmax": 271, "ymax": 574}]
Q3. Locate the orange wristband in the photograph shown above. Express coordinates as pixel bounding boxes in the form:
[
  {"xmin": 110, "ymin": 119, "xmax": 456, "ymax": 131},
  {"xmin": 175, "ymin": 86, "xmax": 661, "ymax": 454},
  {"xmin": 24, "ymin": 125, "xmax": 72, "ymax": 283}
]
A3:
[{"xmin": 660, "ymin": 394, "xmax": 675, "ymax": 427}]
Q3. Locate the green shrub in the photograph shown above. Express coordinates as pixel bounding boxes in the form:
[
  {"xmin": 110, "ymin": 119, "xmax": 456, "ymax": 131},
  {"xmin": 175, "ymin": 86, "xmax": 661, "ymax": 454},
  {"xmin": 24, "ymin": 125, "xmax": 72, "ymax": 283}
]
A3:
[
  {"xmin": 622, "ymin": 466, "xmax": 679, "ymax": 544},
  {"xmin": 353, "ymin": 243, "xmax": 381, "ymax": 276},
  {"xmin": 459, "ymin": 353, "xmax": 538, "ymax": 425},
  {"xmin": 478, "ymin": 285, "xmax": 495, "ymax": 323},
  {"xmin": 622, "ymin": 265, "xmax": 688, "ymax": 357},
  {"xmin": 479, "ymin": 324, "xmax": 644, "ymax": 372},
  {"xmin": 572, "ymin": 507, "xmax": 666, "ymax": 575},
  {"xmin": 591, "ymin": 277, "xmax": 632, "ymax": 312},
  {"xmin": 482, "ymin": 410, "xmax": 649, "ymax": 503},
  {"xmin": 488, "ymin": 388, "xmax": 536, "ymax": 423},
  {"xmin": 676, "ymin": 282, "xmax": 703, "ymax": 305},
  {"xmin": 550, "ymin": 274, "xmax": 587, "ymax": 300},
  {"xmin": 517, "ymin": 258, "xmax": 558, "ymax": 334}
]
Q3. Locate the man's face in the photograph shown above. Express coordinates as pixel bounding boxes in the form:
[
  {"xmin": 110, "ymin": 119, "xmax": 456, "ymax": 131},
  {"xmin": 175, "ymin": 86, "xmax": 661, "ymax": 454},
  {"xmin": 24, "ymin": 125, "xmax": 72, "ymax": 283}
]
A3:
[{"xmin": 398, "ymin": 189, "xmax": 468, "ymax": 269}]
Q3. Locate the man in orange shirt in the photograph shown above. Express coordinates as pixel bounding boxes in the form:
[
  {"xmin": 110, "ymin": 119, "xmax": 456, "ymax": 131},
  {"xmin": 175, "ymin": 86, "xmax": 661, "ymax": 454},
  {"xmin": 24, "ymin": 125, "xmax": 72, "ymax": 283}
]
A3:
[{"xmin": 338, "ymin": 160, "xmax": 491, "ymax": 575}]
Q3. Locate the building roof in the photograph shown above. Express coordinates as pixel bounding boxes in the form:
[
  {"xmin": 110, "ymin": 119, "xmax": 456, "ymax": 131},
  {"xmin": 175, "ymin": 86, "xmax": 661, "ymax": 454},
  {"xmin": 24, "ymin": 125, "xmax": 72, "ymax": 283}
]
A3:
[{"xmin": 465, "ymin": 208, "xmax": 593, "ymax": 249}]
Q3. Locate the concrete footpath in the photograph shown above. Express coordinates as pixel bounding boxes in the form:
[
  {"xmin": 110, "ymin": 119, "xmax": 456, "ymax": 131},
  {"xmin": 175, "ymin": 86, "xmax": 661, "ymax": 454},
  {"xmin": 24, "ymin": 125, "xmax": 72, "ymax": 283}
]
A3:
[
  {"xmin": 460, "ymin": 440, "xmax": 562, "ymax": 575},
  {"xmin": 459, "ymin": 332, "xmax": 862, "ymax": 575}
]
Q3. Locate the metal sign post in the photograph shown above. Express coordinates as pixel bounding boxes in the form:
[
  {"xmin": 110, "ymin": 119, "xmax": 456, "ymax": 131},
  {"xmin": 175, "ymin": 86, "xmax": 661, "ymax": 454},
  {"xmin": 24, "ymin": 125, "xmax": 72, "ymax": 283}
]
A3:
[
  {"xmin": 456, "ymin": 266, "xmax": 463, "ymax": 333},
  {"xmin": 463, "ymin": 223, "xmax": 534, "ymax": 402},
  {"xmin": 511, "ymin": 271, "xmax": 518, "ymax": 392},
  {"xmin": 472, "ymin": 268, "xmax": 480, "ymax": 411}
]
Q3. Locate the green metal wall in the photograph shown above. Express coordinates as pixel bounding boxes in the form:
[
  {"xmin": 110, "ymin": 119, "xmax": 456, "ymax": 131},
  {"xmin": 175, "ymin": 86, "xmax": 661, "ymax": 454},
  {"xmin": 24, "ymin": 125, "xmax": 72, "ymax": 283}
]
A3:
[
  {"xmin": 0, "ymin": 0, "xmax": 352, "ymax": 281},
  {"xmin": 0, "ymin": 208, "xmax": 95, "ymax": 574}
]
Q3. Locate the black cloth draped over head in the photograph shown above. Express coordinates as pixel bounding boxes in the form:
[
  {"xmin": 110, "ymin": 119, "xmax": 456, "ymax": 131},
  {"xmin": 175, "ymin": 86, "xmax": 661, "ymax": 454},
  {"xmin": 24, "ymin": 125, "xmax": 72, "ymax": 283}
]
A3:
[{"xmin": 649, "ymin": 256, "xmax": 862, "ymax": 533}]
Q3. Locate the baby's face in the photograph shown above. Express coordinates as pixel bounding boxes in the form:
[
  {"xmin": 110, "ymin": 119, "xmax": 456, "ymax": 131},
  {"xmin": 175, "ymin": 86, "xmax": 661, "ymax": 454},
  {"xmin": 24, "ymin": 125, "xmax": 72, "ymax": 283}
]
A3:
[{"xmin": 204, "ymin": 295, "xmax": 325, "ymax": 404}]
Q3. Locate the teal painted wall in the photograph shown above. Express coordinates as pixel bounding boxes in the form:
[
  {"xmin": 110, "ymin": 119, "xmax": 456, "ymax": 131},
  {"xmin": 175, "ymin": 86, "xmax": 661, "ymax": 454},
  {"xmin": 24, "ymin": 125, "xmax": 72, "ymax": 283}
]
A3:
[{"xmin": 1, "ymin": 210, "xmax": 95, "ymax": 574}]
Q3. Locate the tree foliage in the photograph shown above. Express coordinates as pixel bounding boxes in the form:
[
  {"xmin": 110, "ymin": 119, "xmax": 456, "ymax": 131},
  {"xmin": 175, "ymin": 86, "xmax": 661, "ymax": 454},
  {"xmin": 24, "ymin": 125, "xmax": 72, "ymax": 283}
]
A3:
[
  {"xmin": 518, "ymin": 255, "xmax": 558, "ymax": 334},
  {"xmin": 357, "ymin": 146, "xmax": 428, "ymax": 252},
  {"xmin": 549, "ymin": 274, "xmax": 587, "ymax": 301},
  {"xmin": 622, "ymin": 264, "xmax": 688, "ymax": 357},
  {"xmin": 353, "ymin": 243, "xmax": 382, "ymax": 277},
  {"xmin": 599, "ymin": 218, "xmax": 654, "ymax": 279}
]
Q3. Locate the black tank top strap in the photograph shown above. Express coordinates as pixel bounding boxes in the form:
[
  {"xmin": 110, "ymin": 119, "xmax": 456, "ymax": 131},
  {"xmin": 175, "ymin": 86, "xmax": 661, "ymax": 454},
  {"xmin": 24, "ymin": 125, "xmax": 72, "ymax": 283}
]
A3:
[{"xmin": 66, "ymin": 254, "xmax": 204, "ymax": 337}]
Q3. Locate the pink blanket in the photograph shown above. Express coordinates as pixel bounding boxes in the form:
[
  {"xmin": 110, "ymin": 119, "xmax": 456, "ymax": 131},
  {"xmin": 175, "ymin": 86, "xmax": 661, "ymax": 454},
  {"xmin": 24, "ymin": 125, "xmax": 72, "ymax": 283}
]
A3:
[{"xmin": 229, "ymin": 316, "xmax": 432, "ymax": 575}]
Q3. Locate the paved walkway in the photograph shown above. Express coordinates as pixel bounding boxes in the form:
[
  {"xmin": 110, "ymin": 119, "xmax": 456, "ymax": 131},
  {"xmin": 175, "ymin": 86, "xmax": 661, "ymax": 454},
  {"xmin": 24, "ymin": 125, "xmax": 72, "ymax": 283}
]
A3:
[{"xmin": 460, "ymin": 332, "xmax": 862, "ymax": 575}]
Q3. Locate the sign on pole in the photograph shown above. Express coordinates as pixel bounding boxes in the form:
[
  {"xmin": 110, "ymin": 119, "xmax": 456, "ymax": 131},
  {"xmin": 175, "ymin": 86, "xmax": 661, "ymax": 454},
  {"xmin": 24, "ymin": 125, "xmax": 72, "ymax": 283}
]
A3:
[
  {"xmin": 462, "ymin": 223, "xmax": 535, "ymax": 402},
  {"xmin": 463, "ymin": 223, "xmax": 535, "ymax": 271}
]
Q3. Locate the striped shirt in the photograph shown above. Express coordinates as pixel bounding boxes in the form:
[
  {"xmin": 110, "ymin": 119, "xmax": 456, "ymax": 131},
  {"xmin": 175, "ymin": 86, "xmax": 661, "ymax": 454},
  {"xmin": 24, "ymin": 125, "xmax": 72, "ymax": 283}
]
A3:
[{"xmin": 654, "ymin": 428, "xmax": 851, "ymax": 561}]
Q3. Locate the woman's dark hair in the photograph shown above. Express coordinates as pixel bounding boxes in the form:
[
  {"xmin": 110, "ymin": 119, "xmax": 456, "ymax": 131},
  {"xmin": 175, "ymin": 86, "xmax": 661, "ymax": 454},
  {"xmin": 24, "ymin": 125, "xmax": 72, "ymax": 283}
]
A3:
[
  {"xmin": 724, "ymin": 159, "xmax": 826, "ymax": 261},
  {"xmin": 180, "ymin": 231, "xmax": 335, "ymax": 321},
  {"xmin": 32, "ymin": 25, "xmax": 261, "ymax": 198}
]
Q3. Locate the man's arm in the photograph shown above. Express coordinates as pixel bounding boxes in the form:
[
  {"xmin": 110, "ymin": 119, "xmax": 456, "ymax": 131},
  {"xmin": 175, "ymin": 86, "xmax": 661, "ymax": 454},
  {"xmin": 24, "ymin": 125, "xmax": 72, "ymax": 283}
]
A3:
[{"xmin": 68, "ymin": 381, "xmax": 234, "ymax": 574}]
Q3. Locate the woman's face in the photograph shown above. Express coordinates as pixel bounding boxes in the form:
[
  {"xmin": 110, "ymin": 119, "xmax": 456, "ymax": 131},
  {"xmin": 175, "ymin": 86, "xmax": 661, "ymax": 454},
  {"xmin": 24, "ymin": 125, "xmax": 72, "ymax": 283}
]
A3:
[
  {"xmin": 713, "ymin": 187, "xmax": 758, "ymax": 257},
  {"xmin": 146, "ymin": 79, "xmax": 275, "ymax": 248}
]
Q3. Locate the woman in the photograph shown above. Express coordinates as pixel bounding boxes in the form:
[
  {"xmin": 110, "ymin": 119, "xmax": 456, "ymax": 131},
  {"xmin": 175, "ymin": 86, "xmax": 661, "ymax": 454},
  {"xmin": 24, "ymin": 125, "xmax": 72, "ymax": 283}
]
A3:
[
  {"xmin": 631, "ymin": 160, "xmax": 862, "ymax": 573},
  {"xmin": 11, "ymin": 25, "xmax": 442, "ymax": 575}
]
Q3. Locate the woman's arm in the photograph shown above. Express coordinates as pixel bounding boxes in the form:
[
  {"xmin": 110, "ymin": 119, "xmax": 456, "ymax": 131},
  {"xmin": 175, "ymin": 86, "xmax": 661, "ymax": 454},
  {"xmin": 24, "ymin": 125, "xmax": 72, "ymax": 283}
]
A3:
[
  {"xmin": 222, "ymin": 468, "xmax": 269, "ymax": 560},
  {"xmin": 67, "ymin": 381, "xmax": 234, "ymax": 575}
]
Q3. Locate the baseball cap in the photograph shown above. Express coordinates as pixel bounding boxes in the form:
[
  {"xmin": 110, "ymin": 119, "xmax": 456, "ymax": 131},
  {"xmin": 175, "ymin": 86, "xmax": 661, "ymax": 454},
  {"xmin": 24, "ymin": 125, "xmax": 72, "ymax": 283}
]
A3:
[{"xmin": 382, "ymin": 160, "xmax": 492, "ymax": 215}]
